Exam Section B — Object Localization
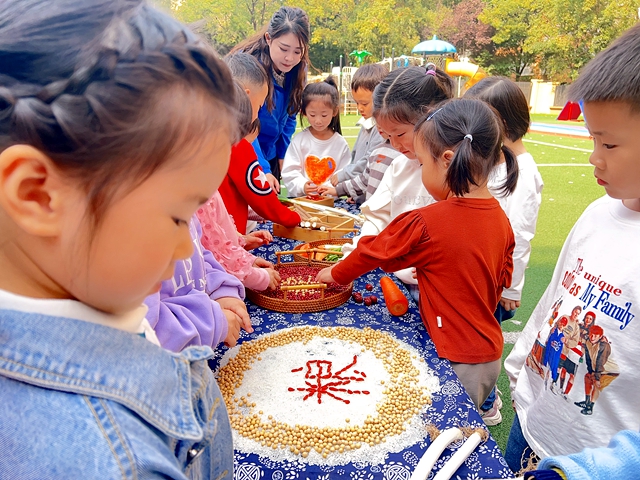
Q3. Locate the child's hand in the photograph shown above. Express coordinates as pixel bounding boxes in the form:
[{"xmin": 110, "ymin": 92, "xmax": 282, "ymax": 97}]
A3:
[
  {"xmin": 243, "ymin": 230, "xmax": 273, "ymax": 250},
  {"xmin": 223, "ymin": 309, "xmax": 242, "ymax": 347},
  {"xmin": 304, "ymin": 181, "xmax": 318, "ymax": 195},
  {"xmin": 253, "ymin": 257, "xmax": 274, "ymax": 269},
  {"xmin": 216, "ymin": 297, "xmax": 253, "ymax": 334},
  {"xmin": 329, "ymin": 173, "xmax": 339, "ymax": 186},
  {"xmin": 266, "ymin": 173, "xmax": 280, "ymax": 194},
  {"xmin": 317, "ymin": 185, "xmax": 337, "ymax": 197},
  {"xmin": 265, "ymin": 267, "xmax": 281, "ymax": 290},
  {"xmin": 316, "ymin": 265, "xmax": 336, "ymax": 284},
  {"xmin": 499, "ymin": 297, "xmax": 520, "ymax": 312}
]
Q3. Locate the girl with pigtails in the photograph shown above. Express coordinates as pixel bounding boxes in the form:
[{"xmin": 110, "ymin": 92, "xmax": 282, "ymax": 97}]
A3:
[{"xmin": 317, "ymin": 98, "xmax": 518, "ymax": 409}]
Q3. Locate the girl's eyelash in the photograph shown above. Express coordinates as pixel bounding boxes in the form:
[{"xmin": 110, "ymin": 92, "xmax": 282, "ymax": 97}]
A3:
[{"xmin": 173, "ymin": 218, "xmax": 187, "ymax": 227}]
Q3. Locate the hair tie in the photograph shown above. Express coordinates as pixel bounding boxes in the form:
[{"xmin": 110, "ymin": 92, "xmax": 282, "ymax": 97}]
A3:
[
  {"xmin": 426, "ymin": 107, "xmax": 442, "ymax": 121},
  {"xmin": 425, "ymin": 63, "xmax": 437, "ymax": 76},
  {"xmin": 464, "ymin": 134, "xmax": 473, "ymax": 142}
]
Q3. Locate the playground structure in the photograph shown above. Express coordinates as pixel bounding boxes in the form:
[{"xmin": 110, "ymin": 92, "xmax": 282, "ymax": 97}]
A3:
[
  {"xmin": 329, "ymin": 56, "xmax": 486, "ymax": 112},
  {"xmin": 321, "ymin": 34, "xmax": 579, "ymax": 117},
  {"xmin": 445, "ymin": 60, "xmax": 485, "ymax": 89}
]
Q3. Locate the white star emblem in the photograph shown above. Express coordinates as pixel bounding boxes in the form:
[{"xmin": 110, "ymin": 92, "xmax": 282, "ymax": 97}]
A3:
[{"xmin": 254, "ymin": 169, "xmax": 269, "ymax": 188}]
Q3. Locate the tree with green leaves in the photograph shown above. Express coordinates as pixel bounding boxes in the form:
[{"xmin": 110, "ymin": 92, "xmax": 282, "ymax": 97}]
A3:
[{"xmin": 480, "ymin": 0, "xmax": 539, "ymax": 78}]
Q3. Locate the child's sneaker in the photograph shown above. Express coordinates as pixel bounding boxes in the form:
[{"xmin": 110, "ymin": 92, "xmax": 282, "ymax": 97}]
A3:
[
  {"xmin": 494, "ymin": 390, "xmax": 503, "ymax": 410},
  {"xmin": 480, "ymin": 403, "xmax": 503, "ymax": 426},
  {"xmin": 481, "ymin": 390, "xmax": 503, "ymax": 426}
]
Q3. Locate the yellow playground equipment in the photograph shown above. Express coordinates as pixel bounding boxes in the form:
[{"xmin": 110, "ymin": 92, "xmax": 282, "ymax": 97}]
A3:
[{"xmin": 445, "ymin": 60, "xmax": 486, "ymax": 89}]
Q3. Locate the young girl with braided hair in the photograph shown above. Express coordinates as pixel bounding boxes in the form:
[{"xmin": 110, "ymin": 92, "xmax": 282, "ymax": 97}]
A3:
[
  {"xmin": 318, "ymin": 98, "xmax": 518, "ymax": 409},
  {"xmin": 0, "ymin": 0, "xmax": 236, "ymax": 477}
]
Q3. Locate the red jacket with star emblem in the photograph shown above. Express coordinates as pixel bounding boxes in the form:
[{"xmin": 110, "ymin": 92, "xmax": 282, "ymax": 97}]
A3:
[{"xmin": 219, "ymin": 139, "xmax": 301, "ymax": 234}]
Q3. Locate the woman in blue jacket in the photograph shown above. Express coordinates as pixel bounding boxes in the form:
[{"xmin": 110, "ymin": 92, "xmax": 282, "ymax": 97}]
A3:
[{"xmin": 232, "ymin": 6, "xmax": 310, "ymax": 192}]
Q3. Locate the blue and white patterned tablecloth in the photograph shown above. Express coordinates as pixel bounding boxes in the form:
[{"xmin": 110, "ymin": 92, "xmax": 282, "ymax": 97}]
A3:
[{"xmin": 208, "ymin": 201, "xmax": 513, "ymax": 480}]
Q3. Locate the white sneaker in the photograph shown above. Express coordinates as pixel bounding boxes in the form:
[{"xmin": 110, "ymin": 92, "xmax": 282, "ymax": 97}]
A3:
[
  {"xmin": 495, "ymin": 389, "xmax": 503, "ymax": 410},
  {"xmin": 480, "ymin": 403, "xmax": 503, "ymax": 426}
]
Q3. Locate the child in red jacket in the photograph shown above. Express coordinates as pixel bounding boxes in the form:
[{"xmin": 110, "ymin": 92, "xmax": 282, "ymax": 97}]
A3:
[{"xmin": 218, "ymin": 53, "xmax": 300, "ymax": 234}]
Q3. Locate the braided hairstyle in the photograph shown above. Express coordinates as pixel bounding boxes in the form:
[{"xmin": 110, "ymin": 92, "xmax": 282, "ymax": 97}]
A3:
[
  {"xmin": 415, "ymin": 98, "xmax": 519, "ymax": 197},
  {"xmin": 0, "ymin": 0, "xmax": 236, "ymax": 226},
  {"xmin": 373, "ymin": 65, "xmax": 454, "ymax": 125}
]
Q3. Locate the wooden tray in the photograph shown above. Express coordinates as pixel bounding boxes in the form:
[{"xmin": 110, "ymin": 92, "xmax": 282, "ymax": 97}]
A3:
[
  {"xmin": 293, "ymin": 195, "xmax": 335, "ymax": 207},
  {"xmin": 292, "ymin": 238, "xmax": 353, "ymax": 263},
  {"xmin": 273, "ymin": 204, "xmax": 356, "ymax": 242}
]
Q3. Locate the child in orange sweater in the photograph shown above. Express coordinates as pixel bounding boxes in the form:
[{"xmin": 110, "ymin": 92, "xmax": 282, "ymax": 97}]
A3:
[{"xmin": 317, "ymin": 98, "xmax": 518, "ymax": 408}]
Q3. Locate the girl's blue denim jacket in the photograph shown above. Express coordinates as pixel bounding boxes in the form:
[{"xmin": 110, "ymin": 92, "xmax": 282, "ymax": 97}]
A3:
[{"xmin": 0, "ymin": 308, "xmax": 233, "ymax": 479}]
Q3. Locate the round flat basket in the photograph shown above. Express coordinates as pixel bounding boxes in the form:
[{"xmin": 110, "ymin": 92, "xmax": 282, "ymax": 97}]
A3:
[
  {"xmin": 292, "ymin": 238, "xmax": 353, "ymax": 264},
  {"xmin": 246, "ymin": 262, "xmax": 352, "ymax": 313}
]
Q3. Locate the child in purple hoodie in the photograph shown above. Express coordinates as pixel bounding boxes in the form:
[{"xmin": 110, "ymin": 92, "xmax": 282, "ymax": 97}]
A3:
[{"xmin": 145, "ymin": 217, "xmax": 253, "ymax": 352}]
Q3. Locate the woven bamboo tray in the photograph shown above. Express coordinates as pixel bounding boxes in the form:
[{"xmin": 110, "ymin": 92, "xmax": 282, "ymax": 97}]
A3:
[
  {"xmin": 245, "ymin": 253, "xmax": 352, "ymax": 313},
  {"xmin": 292, "ymin": 238, "xmax": 353, "ymax": 263}
]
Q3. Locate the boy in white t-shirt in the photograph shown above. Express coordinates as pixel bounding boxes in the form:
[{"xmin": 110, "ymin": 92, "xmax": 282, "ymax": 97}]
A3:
[{"xmin": 504, "ymin": 23, "xmax": 640, "ymax": 477}]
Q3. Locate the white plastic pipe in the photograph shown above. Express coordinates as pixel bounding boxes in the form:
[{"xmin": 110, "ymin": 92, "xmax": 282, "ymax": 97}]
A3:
[
  {"xmin": 433, "ymin": 432, "xmax": 483, "ymax": 480},
  {"xmin": 410, "ymin": 428, "xmax": 463, "ymax": 480}
]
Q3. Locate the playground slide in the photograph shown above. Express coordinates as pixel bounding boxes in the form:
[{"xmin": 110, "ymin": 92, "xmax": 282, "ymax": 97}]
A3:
[{"xmin": 445, "ymin": 61, "xmax": 486, "ymax": 87}]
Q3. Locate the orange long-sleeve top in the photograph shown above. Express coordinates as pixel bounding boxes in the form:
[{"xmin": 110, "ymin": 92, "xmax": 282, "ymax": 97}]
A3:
[{"xmin": 332, "ymin": 197, "xmax": 514, "ymax": 363}]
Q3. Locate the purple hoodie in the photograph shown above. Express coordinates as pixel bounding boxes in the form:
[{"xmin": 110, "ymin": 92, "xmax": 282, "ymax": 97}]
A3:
[{"xmin": 145, "ymin": 216, "xmax": 245, "ymax": 352}]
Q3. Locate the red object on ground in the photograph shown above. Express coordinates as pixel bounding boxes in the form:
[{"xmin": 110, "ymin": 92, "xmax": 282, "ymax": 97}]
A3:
[
  {"xmin": 379, "ymin": 276, "xmax": 408, "ymax": 316},
  {"xmin": 557, "ymin": 101, "xmax": 582, "ymax": 121}
]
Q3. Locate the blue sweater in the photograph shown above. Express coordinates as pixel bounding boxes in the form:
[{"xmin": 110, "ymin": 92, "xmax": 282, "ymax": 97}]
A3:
[
  {"xmin": 253, "ymin": 70, "xmax": 298, "ymax": 173},
  {"xmin": 536, "ymin": 429, "xmax": 640, "ymax": 479}
]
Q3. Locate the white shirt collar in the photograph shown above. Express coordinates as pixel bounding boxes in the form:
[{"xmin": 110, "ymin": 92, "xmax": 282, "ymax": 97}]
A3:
[{"xmin": 356, "ymin": 116, "xmax": 376, "ymax": 130}]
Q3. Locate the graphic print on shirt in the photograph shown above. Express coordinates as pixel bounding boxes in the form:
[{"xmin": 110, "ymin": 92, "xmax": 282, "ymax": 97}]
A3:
[
  {"xmin": 525, "ymin": 257, "xmax": 628, "ymax": 415},
  {"xmin": 246, "ymin": 160, "xmax": 272, "ymax": 196},
  {"xmin": 304, "ymin": 154, "xmax": 336, "ymax": 185}
]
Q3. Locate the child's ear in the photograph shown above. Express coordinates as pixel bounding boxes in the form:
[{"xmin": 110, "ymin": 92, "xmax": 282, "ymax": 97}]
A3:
[
  {"xmin": 333, "ymin": 107, "xmax": 339, "ymax": 117},
  {"xmin": 0, "ymin": 145, "xmax": 67, "ymax": 237},
  {"xmin": 441, "ymin": 149, "xmax": 455, "ymax": 168},
  {"xmin": 245, "ymin": 87, "xmax": 251, "ymax": 96}
]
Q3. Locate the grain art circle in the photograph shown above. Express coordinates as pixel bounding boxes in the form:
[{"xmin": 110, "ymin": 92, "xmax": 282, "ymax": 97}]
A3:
[{"xmin": 216, "ymin": 326, "xmax": 440, "ymax": 466}]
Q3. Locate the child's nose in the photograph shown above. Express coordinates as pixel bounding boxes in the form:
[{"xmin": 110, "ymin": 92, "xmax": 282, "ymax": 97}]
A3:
[
  {"xmin": 389, "ymin": 136, "xmax": 402, "ymax": 150},
  {"xmin": 175, "ymin": 226, "xmax": 195, "ymax": 261}
]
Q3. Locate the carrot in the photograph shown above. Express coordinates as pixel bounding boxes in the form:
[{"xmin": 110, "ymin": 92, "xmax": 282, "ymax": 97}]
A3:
[{"xmin": 380, "ymin": 276, "xmax": 409, "ymax": 316}]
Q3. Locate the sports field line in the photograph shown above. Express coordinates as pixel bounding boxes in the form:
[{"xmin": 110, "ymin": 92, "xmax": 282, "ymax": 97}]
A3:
[
  {"xmin": 537, "ymin": 163, "xmax": 592, "ymax": 167},
  {"xmin": 524, "ymin": 139, "xmax": 592, "ymax": 153}
]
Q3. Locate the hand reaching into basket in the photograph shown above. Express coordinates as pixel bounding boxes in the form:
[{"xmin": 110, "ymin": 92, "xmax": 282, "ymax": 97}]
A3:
[
  {"xmin": 316, "ymin": 264, "xmax": 337, "ymax": 284},
  {"xmin": 253, "ymin": 257, "xmax": 282, "ymax": 290}
]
